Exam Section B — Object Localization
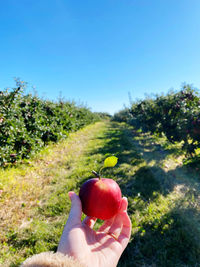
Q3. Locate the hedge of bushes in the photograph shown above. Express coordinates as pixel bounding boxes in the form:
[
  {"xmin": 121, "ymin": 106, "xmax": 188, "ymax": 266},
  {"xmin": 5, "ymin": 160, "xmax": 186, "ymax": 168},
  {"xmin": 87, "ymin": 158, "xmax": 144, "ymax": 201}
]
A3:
[
  {"xmin": 0, "ymin": 80, "xmax": 101, "ymax": 166},
  {"xmin": 113, "ymin": 84, "xmax": 200, "ymax": 156}
]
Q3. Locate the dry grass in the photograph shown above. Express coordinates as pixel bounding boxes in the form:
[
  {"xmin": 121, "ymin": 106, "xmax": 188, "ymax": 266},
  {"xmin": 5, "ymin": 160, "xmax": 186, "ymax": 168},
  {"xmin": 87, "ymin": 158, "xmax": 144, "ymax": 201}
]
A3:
[{"xmin": 0, "ymin": 122, "xmax": 106, "ymax": 251}]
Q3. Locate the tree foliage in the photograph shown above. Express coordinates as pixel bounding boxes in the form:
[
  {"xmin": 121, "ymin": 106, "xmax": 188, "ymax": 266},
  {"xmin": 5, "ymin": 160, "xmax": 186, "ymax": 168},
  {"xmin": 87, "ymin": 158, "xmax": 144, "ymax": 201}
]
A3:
[
  {"xmin": 113, "ymin": 84, "xmax": 200, "ymax": 156},
  {"xmin": 0, "ymin": 80, "xmax": 100, "ymax": 166}
]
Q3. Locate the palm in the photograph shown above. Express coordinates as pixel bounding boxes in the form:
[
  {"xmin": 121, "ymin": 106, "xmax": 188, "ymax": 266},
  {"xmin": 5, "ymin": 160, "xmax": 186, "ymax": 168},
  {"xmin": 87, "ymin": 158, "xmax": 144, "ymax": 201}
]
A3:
[
  {"xmin": 58, "ymin": 193, "xmax": 131, "ymax": 267},
  {"xmin": 68, "ymin": 225, "xmax": 122, "ymax": 267}
]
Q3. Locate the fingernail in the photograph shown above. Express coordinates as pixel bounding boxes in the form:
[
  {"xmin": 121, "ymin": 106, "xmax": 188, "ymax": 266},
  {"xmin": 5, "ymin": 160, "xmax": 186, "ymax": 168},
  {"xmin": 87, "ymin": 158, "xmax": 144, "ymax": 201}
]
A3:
[{"xmin": 68, "ymin": 191, "xmax": 74, "ymax": 200}]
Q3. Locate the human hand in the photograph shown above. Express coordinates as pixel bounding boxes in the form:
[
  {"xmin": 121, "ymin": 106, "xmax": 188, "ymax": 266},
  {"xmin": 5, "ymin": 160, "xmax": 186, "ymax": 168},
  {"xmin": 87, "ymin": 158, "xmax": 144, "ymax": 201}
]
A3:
[{"xmin": 57, "ymin": 191, "xmax": 131, "ymax": 267}]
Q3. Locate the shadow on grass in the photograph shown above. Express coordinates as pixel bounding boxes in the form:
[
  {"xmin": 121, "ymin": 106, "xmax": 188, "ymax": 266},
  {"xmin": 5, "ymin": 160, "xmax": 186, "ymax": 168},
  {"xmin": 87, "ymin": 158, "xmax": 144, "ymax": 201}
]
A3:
[
  {"xmin": 79, "ymin": 121, "xmax": 200, "ymax": 206},
  {"xmin": 183, "ymin": 155, "xmax": 200, "ymax": 172},
  {"xmin": 132, "ymin": 129, "xmax": 200, "ymax": 175},
  {"xmin": 78, "ymin": 123, "xmax": 185, "ymax": 200},
  {"xmin": 79, "ymin": 122, "xmax": 169, "ymax": 200},
  {"xmin": 118, "ymin": 205, "xmax": 200, "ymax": 267},
  {"xmin": 85, "ymin": 122, "xmax": 200, "ymax": 266},
  {"xmin": 88, "ymin": 122, "xmax": 141, "ymax": 163},
  {"xmin": 132, "ymin": 126, "xmax": 184, "ymax": 157}
]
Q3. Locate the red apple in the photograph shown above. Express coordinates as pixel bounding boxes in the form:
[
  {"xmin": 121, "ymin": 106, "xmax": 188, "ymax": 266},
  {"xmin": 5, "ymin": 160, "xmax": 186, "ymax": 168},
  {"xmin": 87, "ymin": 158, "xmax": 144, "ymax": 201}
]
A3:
[{"xmin": 79, "ymin": 178, "xmax": 122, "ymax": 220}]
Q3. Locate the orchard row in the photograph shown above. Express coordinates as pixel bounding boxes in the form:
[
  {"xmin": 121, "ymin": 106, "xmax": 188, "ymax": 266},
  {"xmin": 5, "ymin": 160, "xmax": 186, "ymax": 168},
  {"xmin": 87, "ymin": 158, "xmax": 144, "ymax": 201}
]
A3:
[
  {"xmin": 113, "ymin": 84, "xmax": 200, "ymax": 156},
  {"xmin": 0, "ymin": 80, "xmax": 104, "ymax": 167}
]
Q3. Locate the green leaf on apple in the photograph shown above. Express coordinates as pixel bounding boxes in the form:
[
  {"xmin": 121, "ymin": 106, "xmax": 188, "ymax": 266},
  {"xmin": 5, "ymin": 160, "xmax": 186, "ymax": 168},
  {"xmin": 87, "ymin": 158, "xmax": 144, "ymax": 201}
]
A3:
[
  {"xmin": 92, "ymin": 156, "xmax": 118, "ymax": 178},
  {"xmin": 104, "ymin": 156, "xmax": 118, "ymax": 168}
]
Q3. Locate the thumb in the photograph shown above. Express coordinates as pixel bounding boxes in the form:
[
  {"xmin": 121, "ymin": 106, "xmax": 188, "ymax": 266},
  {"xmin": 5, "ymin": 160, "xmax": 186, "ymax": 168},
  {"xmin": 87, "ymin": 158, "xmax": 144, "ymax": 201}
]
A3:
[
  {"xmin": 67, "ymin": 191, "xmax": 82, "ymax": 227},
  {"xmin": 57, "ymin": 192, "xmax": 82, "ymax": 253}
]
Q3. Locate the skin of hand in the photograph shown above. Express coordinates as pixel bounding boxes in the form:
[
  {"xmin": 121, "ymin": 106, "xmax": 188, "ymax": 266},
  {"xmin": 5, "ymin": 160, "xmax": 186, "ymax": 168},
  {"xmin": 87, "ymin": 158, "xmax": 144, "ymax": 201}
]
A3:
[{"xmin": 57, "ymin": 191, "xmax": 132, "ymax": 267}]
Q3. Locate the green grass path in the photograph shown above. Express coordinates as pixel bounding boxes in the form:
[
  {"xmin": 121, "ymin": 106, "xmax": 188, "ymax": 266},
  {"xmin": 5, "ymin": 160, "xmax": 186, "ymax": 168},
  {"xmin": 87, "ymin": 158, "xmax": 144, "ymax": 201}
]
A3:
[{"xmin": 1, "ymin": 121, "xmax": 200, "ymax": 266}]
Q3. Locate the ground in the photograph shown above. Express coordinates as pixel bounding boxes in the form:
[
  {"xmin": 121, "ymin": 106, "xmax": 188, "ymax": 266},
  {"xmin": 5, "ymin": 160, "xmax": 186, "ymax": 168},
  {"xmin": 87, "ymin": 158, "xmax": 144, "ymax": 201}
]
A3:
[{"xmin": 0, "ymin": 121, "xmax": 200, "ymax": 266}]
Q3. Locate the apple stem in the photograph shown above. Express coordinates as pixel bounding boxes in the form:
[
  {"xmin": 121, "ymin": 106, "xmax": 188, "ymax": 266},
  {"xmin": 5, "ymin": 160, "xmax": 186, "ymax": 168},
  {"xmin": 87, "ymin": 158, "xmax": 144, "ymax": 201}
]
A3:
[
  {"xmin": 99, "ymin": 166, "xmax": 105, "ymax": 178},
  {"xmin": 92, "ymin": 170, "xmax": 100, "ymax": 179}
]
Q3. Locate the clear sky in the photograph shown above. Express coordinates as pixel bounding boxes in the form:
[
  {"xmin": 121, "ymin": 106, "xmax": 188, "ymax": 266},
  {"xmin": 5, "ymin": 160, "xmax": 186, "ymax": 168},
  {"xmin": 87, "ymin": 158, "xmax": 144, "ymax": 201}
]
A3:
[{"xmin": 0, "ymin": 0, "xmax": 200, "ymax": 114}]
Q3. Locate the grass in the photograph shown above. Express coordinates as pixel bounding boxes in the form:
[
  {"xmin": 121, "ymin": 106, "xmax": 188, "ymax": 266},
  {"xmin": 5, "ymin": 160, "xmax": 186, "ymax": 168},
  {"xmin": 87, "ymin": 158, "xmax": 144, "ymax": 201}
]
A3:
[
  {"xmin": 1, "ymin": 121, "xmax": 200, "ymax": 266},
  {"xmin": 0, "ymin": 121, "xmax": 108, "ymax": 266}
]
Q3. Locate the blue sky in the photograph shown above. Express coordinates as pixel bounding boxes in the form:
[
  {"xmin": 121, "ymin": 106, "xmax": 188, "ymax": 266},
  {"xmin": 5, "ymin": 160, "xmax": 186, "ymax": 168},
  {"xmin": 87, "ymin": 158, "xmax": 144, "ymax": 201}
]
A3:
[{"xmin": 0, "ymin": 0, "xmax": 200, "ymax": 114}]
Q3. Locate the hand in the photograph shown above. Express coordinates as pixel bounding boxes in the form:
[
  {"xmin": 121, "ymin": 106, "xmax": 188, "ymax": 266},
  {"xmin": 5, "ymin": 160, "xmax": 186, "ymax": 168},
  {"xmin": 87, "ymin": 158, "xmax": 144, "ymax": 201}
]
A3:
[{"xmin": 57, "ymin": 192, "xmax": 132, "ymax": 267}]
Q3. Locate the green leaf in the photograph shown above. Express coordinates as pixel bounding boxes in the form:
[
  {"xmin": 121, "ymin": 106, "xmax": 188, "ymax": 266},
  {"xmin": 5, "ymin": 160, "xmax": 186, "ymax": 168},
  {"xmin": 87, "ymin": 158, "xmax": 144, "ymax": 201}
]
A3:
[{"xmin": 104, "ymin": 156, "xmax": 118, "ymax": 168}]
